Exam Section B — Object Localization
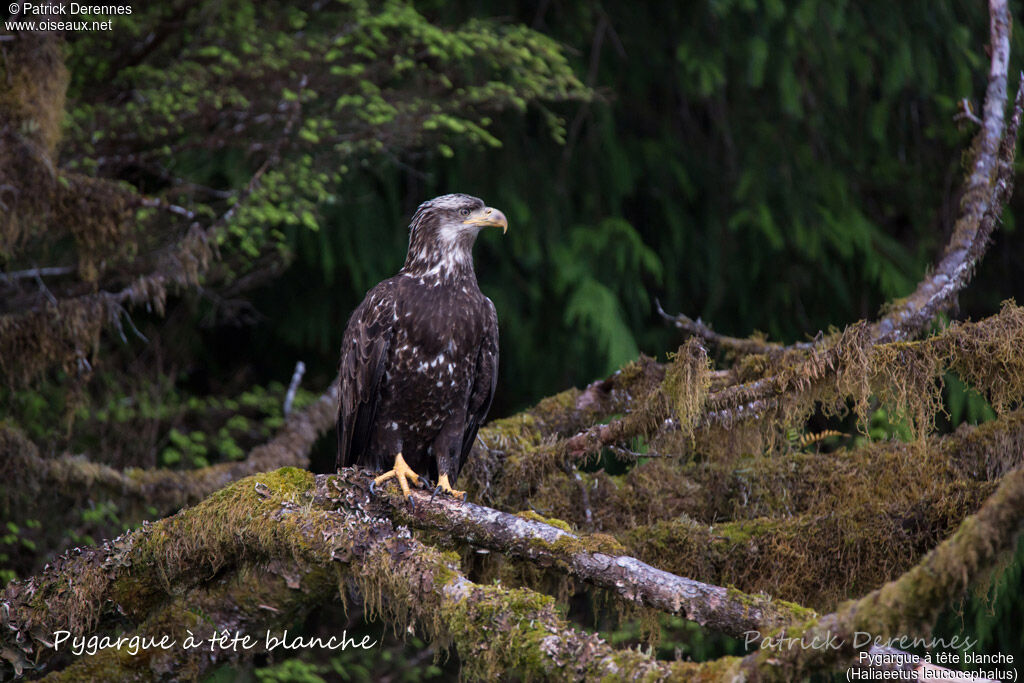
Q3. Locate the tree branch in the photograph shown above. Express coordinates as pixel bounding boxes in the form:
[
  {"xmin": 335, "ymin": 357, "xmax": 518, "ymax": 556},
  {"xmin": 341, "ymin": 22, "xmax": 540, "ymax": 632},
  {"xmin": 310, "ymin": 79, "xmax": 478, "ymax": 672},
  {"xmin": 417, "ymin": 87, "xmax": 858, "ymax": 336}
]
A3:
[
  {"xmin": 39, "ymin": 563, "xmax": 335, "ymax": 682},
  {"xmin": 564, "ymin": 301, "xmax": 1024, "ymax": 458},
  {"xmin": 1, "ymin": 382, "xmax": 339, "ymax": 524},
  {"xmin": 0, "ymin": 266, "xmax": 76, "ymax": 284},
  {"xmin": 648, "ymin": 2, "xmax": 1020, "ymax": 439},
  {"xmin": 371, "ymin": 484, "xmax": 812, "ymax": 638},
  {"xmin": 738, "ymin": 462, "xmax": 1024, "ymax": 682},
  {"xmin": 655, "ymin": 298, "xmax": 822, "ymax": 356},
  {"xmin": 5, "ymin": 462, "xmax": 1006, "ymax": 681},
  {"xmin": 0, "ymin": 469, "xmax": 705, "ymax": 680},
  {"xmin": 871, "ymin": 1, "xmax": 1016, "ymax": 343},
  {"xmin": 282, "ymin": 361, "xmax": 306, "ymax": 417}
]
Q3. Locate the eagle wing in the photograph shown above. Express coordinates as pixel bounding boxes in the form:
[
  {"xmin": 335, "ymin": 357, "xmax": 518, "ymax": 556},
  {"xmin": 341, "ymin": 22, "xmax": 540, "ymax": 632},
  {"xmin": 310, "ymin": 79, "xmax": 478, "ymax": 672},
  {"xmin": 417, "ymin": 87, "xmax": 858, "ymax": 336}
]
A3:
[
  {"xmin": 337, "ymin": 281, "xmax": 396, "ymax": 471},
  {"xmin": 457, "ymin": 298, "xmax": 499, "ymax": 477}
]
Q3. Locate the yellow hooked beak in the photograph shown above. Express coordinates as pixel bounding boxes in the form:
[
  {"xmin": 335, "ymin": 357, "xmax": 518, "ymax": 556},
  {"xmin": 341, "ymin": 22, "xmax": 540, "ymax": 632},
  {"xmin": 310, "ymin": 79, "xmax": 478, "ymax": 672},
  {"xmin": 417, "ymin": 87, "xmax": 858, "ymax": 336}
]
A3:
[{"xmin": 463, "ymin": 206, "xmax": 509, "ymax": 234}]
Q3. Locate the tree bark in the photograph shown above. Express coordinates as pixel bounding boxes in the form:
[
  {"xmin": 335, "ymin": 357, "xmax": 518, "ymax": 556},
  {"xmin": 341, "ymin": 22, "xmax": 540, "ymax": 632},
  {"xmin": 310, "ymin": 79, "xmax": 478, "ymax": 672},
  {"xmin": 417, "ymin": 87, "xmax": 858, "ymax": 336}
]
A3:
[{"xmin": 365, "ymin": 480, "xmax": 812, "ymax": 638}]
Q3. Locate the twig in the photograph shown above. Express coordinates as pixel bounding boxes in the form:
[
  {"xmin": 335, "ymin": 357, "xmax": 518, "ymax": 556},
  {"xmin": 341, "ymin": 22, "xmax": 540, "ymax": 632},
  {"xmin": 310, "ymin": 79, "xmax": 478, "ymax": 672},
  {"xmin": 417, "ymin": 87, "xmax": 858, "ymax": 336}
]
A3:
[
  {"xmin": 32, "ymin": 268, "xmax": 57, "ymax": 306},
  {"xmin": 655, "ymin": 299, "xmax": 822, "ymax": 355},
  {"xmin": 0, "ymin": 265, "xmax": 75, "ymax": 283},
  {"xmin": 955, "ymin": 97, "xmax": 984, "ymax": 126},
  {"xmin": 138, "ymin": 196, "xmax": 195, "ymax": 220},
  {"xmin": 283, "ymin": 360, "xmax": 306, "ymax": 416},
  {"xmin": 569, "ymin": 464, "xmax": 593, "ymax": 527}
]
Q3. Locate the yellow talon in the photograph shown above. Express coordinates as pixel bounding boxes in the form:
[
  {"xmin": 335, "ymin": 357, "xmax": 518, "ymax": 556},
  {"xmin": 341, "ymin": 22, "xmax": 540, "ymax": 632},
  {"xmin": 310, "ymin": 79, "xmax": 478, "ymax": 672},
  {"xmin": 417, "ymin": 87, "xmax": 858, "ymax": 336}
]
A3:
[
  {"xmin": 373, "ymin": 453, "xmax": 423, "ymax": 500},
  {"xmin": 437, "ymin": 473, "xmax": 466, "ymax": 500}
]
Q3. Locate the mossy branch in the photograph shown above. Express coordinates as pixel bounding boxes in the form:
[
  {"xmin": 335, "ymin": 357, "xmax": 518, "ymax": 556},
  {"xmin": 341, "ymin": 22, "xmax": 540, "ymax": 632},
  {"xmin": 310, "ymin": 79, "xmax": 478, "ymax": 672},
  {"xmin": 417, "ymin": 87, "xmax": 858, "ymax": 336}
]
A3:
[
  {"xmin": 0, "ymin": 469, "xmax": 715, "ymax": 681},
  {"xmin": 461, "ymin": 355, "xmax": 666, "ymax": 505},
  {"xmin": 563, "ymin": 302, "xmax": 1024, "ymax": 459},
  {"xmin": 1, "ymin": 383, "xmax": 338, "ymax": 525},
  {"xmin": 39, "ymin": 563, "xmax": 335, "ymax": 682},
  {"xmin": 737, "ymin": 462, "xmax": 1024, "ymax": 681},
  {"xmin": 871, "ymin": 0, "xmax": 1018, "ymax": 344},
  {"xmin": 369, "ymin": 480, "xmax": 812, "ymax": 639},
  {"xmin": 8, "ymin": 463, "xmax": 1008, "ymax": 681},
  {"xmin": 474, "ymin": 401, "xmax": 1024, "ymax": 612},
  {"xmin": 658, "ymin": 5, "xmax": 1021, "ymax": 357}
]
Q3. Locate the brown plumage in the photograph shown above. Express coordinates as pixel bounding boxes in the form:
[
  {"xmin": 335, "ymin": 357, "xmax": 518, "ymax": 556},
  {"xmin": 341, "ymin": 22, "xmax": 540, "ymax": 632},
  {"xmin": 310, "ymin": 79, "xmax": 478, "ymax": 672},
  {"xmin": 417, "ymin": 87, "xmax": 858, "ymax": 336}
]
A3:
[{"xmin": 336, "ymin": 194, "xmax": 506, "ymax": 500}]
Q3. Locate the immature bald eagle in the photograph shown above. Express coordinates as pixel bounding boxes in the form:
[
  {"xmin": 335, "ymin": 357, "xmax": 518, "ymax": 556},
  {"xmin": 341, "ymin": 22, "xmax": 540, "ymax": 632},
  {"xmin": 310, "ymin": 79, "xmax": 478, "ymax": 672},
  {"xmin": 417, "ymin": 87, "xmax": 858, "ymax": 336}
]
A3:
[{"xmin": 336, "ymin": 194, "xmax": 507, "ymax": 501}]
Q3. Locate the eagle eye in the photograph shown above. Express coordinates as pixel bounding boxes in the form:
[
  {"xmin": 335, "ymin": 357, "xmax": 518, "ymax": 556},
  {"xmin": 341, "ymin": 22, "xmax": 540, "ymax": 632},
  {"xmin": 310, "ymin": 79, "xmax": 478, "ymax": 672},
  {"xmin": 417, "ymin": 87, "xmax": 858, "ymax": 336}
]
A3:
[{"xmin": 459, "ymin": 208, "xmax": 470, "ymax": 217}]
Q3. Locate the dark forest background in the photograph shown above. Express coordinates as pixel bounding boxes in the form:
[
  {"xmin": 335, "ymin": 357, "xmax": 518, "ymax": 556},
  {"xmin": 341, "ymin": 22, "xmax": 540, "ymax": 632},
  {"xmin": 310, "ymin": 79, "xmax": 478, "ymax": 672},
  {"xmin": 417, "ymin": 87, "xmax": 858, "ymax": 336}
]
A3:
[
  {"xmin": 211, "ymin": 1, "xmax": 1024, "ymax": 421},
  {"xmin": 3, "ymin": 0, "xmax": 1024, "ymax": 679}
]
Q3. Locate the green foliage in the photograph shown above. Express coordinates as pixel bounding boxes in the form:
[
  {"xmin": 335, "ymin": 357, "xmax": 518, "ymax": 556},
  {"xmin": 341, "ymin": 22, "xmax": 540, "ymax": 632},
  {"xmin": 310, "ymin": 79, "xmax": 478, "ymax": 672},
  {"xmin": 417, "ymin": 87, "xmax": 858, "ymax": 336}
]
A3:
[
  {"xmin": 600, "ymin": 613, "xmax": 745, "ymax": 664},
  {"xmin": 247, "ymin": 633, "xmax": 446, "ymax": 682},
  {"xmin": 555, "ymin": 219, "xmax": 663, "ymax": 372},
  {"xmin": 5, "ymin": 0, "xmax": 1024, "ymax": 676},
  {"xmin": 234, "ymin": 0, "xmax": 1024, "ymax": 413},
  {"xmin": 945, "ymin": 373, "xmax": 998, "ymax": 426},
  {"xmin": 59, "ymin": 0, "xmax": 588, "ymax": 287},
  {"xmin": 254, "ymin": 657, "xmax": 326, "ymax": 683},
  {"xmin": 934, "ymin": 535, "xmax": 1024, "ymax": 665},
  {"xmin": 0, "ymin": 373, "xmax": 316, "ymax": 471},
  {"xmin": 863, "ymin": 407, "xmax": 915, "ymax": 443}
]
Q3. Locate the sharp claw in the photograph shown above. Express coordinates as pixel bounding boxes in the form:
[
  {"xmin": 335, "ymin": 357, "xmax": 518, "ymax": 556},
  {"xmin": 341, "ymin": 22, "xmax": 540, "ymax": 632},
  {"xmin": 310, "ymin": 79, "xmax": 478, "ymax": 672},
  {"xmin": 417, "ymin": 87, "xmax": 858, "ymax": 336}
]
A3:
[
  {"xmin": 407, "ymin": 494, "xmax": 416, "ymax": 512},
  {"xmin": 370, "ymin": 454, "xmax": 428, "ymax": 506},
  {"xmin": 430, "ymin": 485, "xmax": 441, "ymax": 503},
  {"xmin": 434, "ymin": 473, "xmax": 466, "ymax": 501}
]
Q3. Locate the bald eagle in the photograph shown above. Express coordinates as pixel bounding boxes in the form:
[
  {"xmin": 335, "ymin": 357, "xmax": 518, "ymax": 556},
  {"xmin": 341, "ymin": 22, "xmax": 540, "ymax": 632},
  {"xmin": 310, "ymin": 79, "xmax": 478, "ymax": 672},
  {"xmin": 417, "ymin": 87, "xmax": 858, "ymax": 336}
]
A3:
[{"xmin": 336, "ymin": 194, "xmax": 507, "ymax": 501}]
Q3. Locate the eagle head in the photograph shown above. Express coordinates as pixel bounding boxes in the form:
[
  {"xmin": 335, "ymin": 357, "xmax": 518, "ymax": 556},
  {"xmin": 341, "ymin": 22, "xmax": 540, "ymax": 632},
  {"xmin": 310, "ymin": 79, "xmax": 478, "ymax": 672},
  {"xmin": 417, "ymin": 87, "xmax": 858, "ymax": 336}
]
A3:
[{"xmin": 402, "ymin": 193, "xmax": 508, "ymax": 279}]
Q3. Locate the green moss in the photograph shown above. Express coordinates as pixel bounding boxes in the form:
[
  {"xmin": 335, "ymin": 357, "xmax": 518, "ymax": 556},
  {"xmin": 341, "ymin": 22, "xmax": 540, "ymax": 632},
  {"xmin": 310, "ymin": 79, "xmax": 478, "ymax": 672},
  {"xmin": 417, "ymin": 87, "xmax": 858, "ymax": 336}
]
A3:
[
  {"xmin": 441, "ymin": 583, "xmax": 560, "ymax": 680},
  {"xmin": 515, "ymin": 509, "xmax": 572, "ymax": 532},
  {"xmin": 714, "ymin": 519, "xmax": 782, "ymax": 545},
  {"xmin": 551, "ymin": 532, "xmax": 626, "ymax": 557},
  {"xmin": 661, "ymin": 338, "xmax": 712, "ymax": 440},
  {"xmin": 257, "ymin": 466, "xmax": 315, "ymax": 495},
  {"xmin": 773, "ymin": 598, "xmax": 817, "ymax": 622}
]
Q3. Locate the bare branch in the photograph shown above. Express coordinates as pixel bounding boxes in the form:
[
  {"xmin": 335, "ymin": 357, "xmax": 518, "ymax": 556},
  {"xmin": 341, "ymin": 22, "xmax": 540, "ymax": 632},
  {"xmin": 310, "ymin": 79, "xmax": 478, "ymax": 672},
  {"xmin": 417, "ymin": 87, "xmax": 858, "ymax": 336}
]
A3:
[
  {"xmin": 0, "ymin": 266, "xmax": 76, "ymax": 283},
  {"xmin": 656, "ymin": 298, "xmax": 822, "ymax": 356},
  {"xmin": 870, "ymin": 1, "xmax": 1016, "ymax": 343},
  {"xmin": 375, "ymin": 484, "xmax": 810, "ymax": 637},
  {"xmin": 283, "ymin": 360, "xmax": 306, "ymax": 417},
  {"xmin": 138, "ymin": 196, "xmax": 195, "ymax": 220}
]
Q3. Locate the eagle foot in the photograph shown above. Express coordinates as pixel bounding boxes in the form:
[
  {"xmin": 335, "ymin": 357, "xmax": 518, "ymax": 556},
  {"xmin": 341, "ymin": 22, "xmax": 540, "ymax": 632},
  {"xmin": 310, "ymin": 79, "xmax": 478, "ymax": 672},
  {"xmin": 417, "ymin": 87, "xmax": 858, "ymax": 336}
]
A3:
[
  {"xmin": 431, "ymin": 473, "xmax": 466, "ymax": 501},
  {"xmin": 372, "ymin": 453, "xmax": 425, "ymax": 505}
]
